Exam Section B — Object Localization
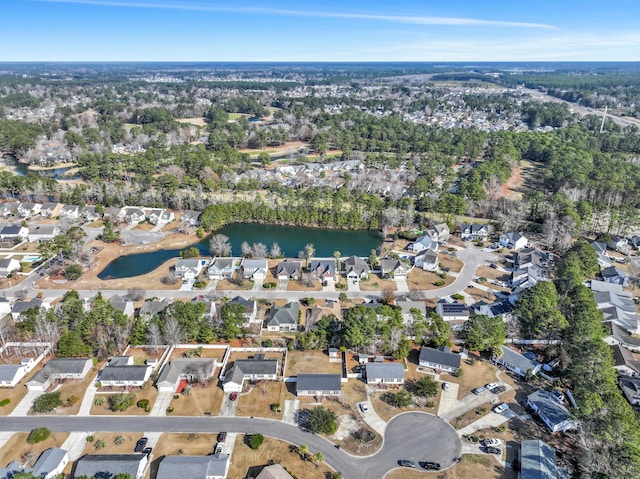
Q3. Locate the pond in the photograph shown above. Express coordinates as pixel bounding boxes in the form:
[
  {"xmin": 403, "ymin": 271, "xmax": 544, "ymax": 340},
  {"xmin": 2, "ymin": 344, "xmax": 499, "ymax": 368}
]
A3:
[
  {"xmin": 1, "ymin": 154, "xmax": 78, "ymax": 179},
  {"xmin": 97, "ymin": 223, "xmax": 382, "ymax": 280}
]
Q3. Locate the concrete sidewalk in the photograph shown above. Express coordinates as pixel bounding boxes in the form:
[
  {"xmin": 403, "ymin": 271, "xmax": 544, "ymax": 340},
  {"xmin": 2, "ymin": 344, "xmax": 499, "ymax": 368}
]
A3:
[
  {"xmin": 77, "ymin": 376, "xmax": 99, "ymax": 416},
  {"xmin": 362, "ymin": 391, "xmax": 387, "ymax": 435}
]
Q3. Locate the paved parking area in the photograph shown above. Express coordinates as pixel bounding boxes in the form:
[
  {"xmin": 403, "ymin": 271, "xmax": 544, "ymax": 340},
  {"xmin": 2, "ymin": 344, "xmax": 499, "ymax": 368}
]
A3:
[{"xmin": 282, "ymin": 399, "xmax": 300, "ymax": 425}]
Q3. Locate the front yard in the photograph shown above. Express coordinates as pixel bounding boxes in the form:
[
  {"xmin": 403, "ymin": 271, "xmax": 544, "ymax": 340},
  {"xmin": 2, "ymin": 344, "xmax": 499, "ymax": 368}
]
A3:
[
  {"xmin": 167, "ymin": 383, "xmax": 223, "ymax": 416},
  {"xmin": 79, "ymin": 432, "xmax": 143, "ymax": 456},
  {"xmin": 235, "ymin": 381, "xmax": 291, "ymax": 420},
  {"xmin": 0, "ymin": 431, "xmax": 69, "ymax": 469},
  {"xmin": 359, "ymin": 274, "xmax": 397, "ymax": 291},
  {"xmin": 386, "ymin": 454, "xmax": 506, "ymax": 479},
  {"xmin": 90, "ymin": 381, "xmax": 158, "ymax": 415},
  {"xmin": 407, "ymin": 268, "xmax": 455, "ymax": 291}
]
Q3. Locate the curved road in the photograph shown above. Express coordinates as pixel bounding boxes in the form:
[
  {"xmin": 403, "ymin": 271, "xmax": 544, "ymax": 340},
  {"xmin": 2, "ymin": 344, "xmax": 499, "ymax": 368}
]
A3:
[{"xmin": 0, "ymin": 413, "xmax": 461, "ymax": 479}]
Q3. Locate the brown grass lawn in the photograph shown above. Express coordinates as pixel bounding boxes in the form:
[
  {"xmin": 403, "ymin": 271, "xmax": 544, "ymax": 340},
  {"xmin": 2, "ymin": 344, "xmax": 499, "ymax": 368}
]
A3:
[
  {"xmin": 125, "ymin": 347, "xmax": 166, "ymax": 365},
  {"xmin": 285, "ymin": 350, "xmax": 342, "ymax": 376},
  {"xmin": 407, "ymin": 269, "xmax": 454, "ymax": 291},
  {"xmin": 476, "ymin": 266, "xmax": 510, "ymax": 282},
  {"xmin": 44, "ymin": 373, "xmax": 98, "ymax": 415},
  {"xmin": 452, "ymin": 401, "xmax": 493, "ymax": 430},
  {"xmin": 167, "ymin": 383, "xmax": 223, "ymax": 416},
  {"xmin": 385, "ymin": 454, "xmax": 504, "ymax": 479},
  {"xmin": 439, "ymin": 254, "xmax": 464, "ymax": 273},
  {"xmin": 169, "ymin": 347, "xmax": 226, "ymax": 362},
  {"xmin": 226, "ymin": 435, "xmax": 334, "ymax": 479},
  {"xmin": 153, "ymin": 433, "xmax": 218, "ymax": 457},
  {"xmin": 0, "ymin": 432, "xmax": 69, "ymax": 468},
  {"xmin": 369, "ymin": 383, "xmax": 439, "ymax": 423},
  {"xmin": 287, "ymin": 278, "xmax": 322, "ymax": 291},
  {"xmin": 91, "ymin": 381, "xmax": 158, "ymax": 416},
  {"xmin": 134, "ymin": 222, "xmax": 155, "ymax": 231},
  {"xmin": 359, "ymin": 274, "xmax": 397, "ymax": 291},
  {"xmin": 235, "ymin": 382, "xmax": 292, "ymax": 420},
  {"xmin": 344, "ymin": 353, "xmax": 361, "ymax": 375},
  {"xmin": 80, "ymin": 432, "xmax": 144, "ymax": 455},
  {"xmin": 216, "ymin": 279, "xmax": 253, "ymax": 290},
  {"xmin": 448, "ymin": 359, "xmax": 500, "ymax": 399},
  {"xmin": 465, "ymin": 285, "xmax": 497, "ymax": 303}
]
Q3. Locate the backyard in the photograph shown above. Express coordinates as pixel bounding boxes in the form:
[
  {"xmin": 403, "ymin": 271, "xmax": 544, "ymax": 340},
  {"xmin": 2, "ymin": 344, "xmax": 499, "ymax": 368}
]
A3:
[{"xmin": 285, "ymin": 350, "xmax": 342, "ymax": 376}]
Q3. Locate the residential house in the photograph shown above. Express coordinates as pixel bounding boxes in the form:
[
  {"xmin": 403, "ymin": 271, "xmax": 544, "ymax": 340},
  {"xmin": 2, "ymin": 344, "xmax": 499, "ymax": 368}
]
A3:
[
  {"xmin": 180, "ymin": 210, "xmax": 201, "ymax": 226},
  {"xmin": 435, "ymin": 301, "xmax": 470, "ymax": 322},
  {"xmin": 28, "ymin": 224, "xmax": 60, "ymax": 242},
  {"xmin": 426, "ymin": 223, "xmax": 450, "ymax": 243},
  {"xmin": 0, "ymin": 298, "xmax": 10, "ymax": 317},
  {"xmin": 109, "ymin": 294, "xmax": 135, "ymax": 318},
  {"xmin": 631, "ymin": 236, "xmax": 640, "ymax": 251},
  {"xmin": 511, "ymin": 248, "xmax": 550, "ymax": 294},
  {"xmin": 519, "ymin": 440, "xmax": 568, "ymax": 479},
  {"xmin": 156, "ymin": 454, "xmax": 230, "ymax": 479},
  {"xmin": 497, "ymin": 346, "xmax": 541, "ymax": 378},
  {"xmin": 342, "ymin": 256, "xmax": 370, "ymax": 280},
  {"xmin": 409, "ymin": 234, "xmax": 439, "ymax": 253},
  {"xmin": 309, "ymin": 259, "xmax": 337, "ymax": 282},
  {"xmin": 148, "ymin": 208, "xmax": 175, "ymax": 225},
  {"xmin": 590, "ymin": 280, "xmax": 639, "ymax": 334},
  {"xmin": 175, "ymin": 258, "xmax": 207, "ymax": 280},
  {"xmin": 11, "ymin": 298, "xmax": 49, "ymax": 321},
  {"xmin": 59, "ymin": 204, "xmax": 80, "ymax": 220},
  {"xmin": 380, "ymin": 258, "xmax": 409, "ymax": 278},
  {"xmin": 414, "ymin": 249, "xmax": 438, "ymax": 271},
  {"xmin": 39, "ymin": 202, "xmax": 63, "ymax": 218},
  {"xmin": 124, "ymin": 207, "xmax": 146, "ymax": 224},
  {"xmin": 365, "ymin": 362, "xmax": 405, "ymax": 385},
  {"xmin": 472, "ymin": 300, "xmax": 513, "ymax": 321},
  {"xmin": 156, "ymin": 359, "xmax": 216, "ymax": 393},
  {"xmin": 26, "ymin": 358, "xmax": 93, "ymax": 391},
  {"xmin": 611, "ymin": 344, "xmax": 640, "ymax": 376},
  {"xmin": 396, "ymin": 299, "xmax": 427, "ymax": 326},
  {"xmin": 0, "ymin": 224, "xmax": 28, "ymax": 241},
  {"xmin": 601, "ymin": 266, "xmax": 630, "ymax": 286},
  {"xmin": 99, "ymin": 356, "xmax": 152, "ymax": 387},
  {"xmin": 619, "ymin": 377, "xmax": 640, "ymax": 407},
  {"xmin": 208, "ymin": 257, "xmax": 236, "ymax": 280},
  {"xmin": 191, "ymin": 297, "xmax": 217, "ymax": 321},
  {"xmin": 499, "ymin": 231, "xmax": 528, "ymax": 250},
  {"xmin": 103, "ymin": 207, "xmax": 125, "ymax": 223},
  {"xmin": 527, "ymin": 389, "xmax": 576, "ymax": 433},
  {"xmin": 460, "ymin": 223, "xmax": 489, "ymax": 241},
  {"xmin": 296, "ymin": 373, "xmax": 342, "ymax": 397},
  {"xmin": 276, "ymin": 259, "xmax": 302, "ymax": 280},
  {"xmin": 605, "ymin": 321, "xmax": 640, "ymax": 353},
  {"xmin": 81, "ymin": 205, "xmax": 101, "ymax": 222},
  {"xmin": 590, "ymin": 241, "xmax": 613, "ymax": 268},
  {"xmin": 138, "ymin": 298, "xmax": 171, "ymax": 320},
  {"xmin": 419, "ymin": 345, "xmax": 461, "ymax": 373},
  {"xmin": 0, "ymin": 358, "xmax": 37, "ymax": 388},
  {"xmin": 227, "ymin": 296, "xmax": 257, "ymax": 325},
  {"xmin": 328, "ymin": 348, "xmax": 339, "ymax": 359},
  {"xmin": 222, "ymin": 355, "xmax": 279, "ymax": 393},
  {"xmin": 18, "ymin": 202, "xmax": 41, "ymax": 218},
  {"xmin": 0, "ymin": 447, "xmax": 69, "ymax": 479},
  {"xmin": 0, "ymin": 202, "xmax": 19, "ymax": 217},
  {"xmin": 255, "ymin": 464, "xmax": 294, "ymax": 479},
  {"xmin": 0, "ymin": 258, "xmax": 21, "ymax": 277},
  {"xmin": 242, "ymin": 259, "xmax": 269, "ymax": 281},
  {"xmin": 266, "ymin": 302, "xmax": 299, "ymax": 332},
  {"xmin": 73, "ymin": 454, "xmax": 148, "ymax": 479},
  {"xmin": 608, "ymin": 235, "xmax": 630, "ymax": 254}
]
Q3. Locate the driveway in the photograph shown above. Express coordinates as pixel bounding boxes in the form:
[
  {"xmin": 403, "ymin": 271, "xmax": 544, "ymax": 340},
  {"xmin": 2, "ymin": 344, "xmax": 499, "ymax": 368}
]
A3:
[
  {"xmin": 394, "ymin": 276, "xmax": 409, "ymax": 292},
  {"xmin": 277, "ymin": 278, "xmax": 288, "ymax": 291},
  {"xmin": 347, "ymin": 278, "xmax": 360, "ymax": 292}
]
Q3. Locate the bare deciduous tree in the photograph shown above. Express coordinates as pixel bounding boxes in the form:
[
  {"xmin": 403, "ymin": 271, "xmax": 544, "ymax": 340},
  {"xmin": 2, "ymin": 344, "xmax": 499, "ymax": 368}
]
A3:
[
  {"xmin": 127, "ymin": 288, "xmax": 145, "ymax": 301},
  {"xmin": 241, "ymin": 241, "xmax": 253, "ymax": 258},
  {"xmin": 269, "ymin": 242, "xmax": 282, "ymax": 258},
  {"xmin": 209, "ymin": 234, "xmax": 232, "ymax": 256},
  {"xmin": 252, "ymin": 242, "xmax": 268, "ymax": 259},
  {"xmin": 146, "ymin": 323, "xmax": 162, "ymax": 353},
  {"xmin": 162, "ymin": 317, "xmax": 184, "ymax": 346}
]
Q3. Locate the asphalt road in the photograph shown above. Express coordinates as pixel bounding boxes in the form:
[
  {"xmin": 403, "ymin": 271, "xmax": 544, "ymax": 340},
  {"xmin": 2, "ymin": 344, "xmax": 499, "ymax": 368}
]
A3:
[{"xmin": 0, "ymin": 413, "xmax": 460, "ymax": 479}]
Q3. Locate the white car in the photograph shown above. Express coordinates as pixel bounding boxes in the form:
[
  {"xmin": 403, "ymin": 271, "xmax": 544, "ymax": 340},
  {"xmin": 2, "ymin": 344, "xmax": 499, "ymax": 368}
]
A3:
[
  {"xmin": 483, "ymin": 438, "xmax": 503, "ymax": 448},
  {"xmin": 485, "ymin": 383, "xmax": 498, "ymax": 390},
  {"xmin": 359, "ymin": 403, "xmax": 369, "ymax": 413},
  {"xmin": 493, "ymin": 403, "xmax": 509, "ymax": 414},
  {"xmin": 442, "ymin": 382, "xmax": 451, "ymax": 391}
]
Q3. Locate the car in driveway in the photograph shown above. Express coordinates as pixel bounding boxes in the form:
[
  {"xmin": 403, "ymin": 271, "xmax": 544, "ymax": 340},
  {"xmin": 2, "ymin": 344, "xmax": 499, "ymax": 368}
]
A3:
[
  {"xmin": 422, "ymin": 462, "xmax": 441, "ymax": 471},
  {"xmin": 472, "ymin": 386, "xmax": 486, "ymax": 395},
  {"xmin": 217, "ymin": 432, "xmax": 227, "ymax": 443},
  {"xmin": 483, "ymin": 438, "xmax": 503, "ymax": 448},
  {"xmin": 442, "ymin": 382, "xmax": 450, "ymax": 391},
  {"xmin": 230, "ymin": 392, "xmax": 238, "ymax": 401},
  {"xmin": 359, "ymin": 403, "xmax": 369, "ymax": 413},
  {"xmin": 485, "ymin": 382, "xmax": 498, "ymax": 390},
  {"xmin": 214, "ymin": 442, "xmax": 224, "ymax": 454},
  {"xmin": 142, "ymin": 447, "xmax": 153, "ymax": 456},
  {"xmin": 486, "ymin": 447, "xmax": 503, "ymax": 455},
  {"xmin": 490, "ymin": 385, "xmax": 507, "ymax": 394},
  {"xmin": 398, "ymin": 460, "xmax": 417, "ymax": 468},
  {"xmin": 493, "ymin": 403, "xmax": 509, "ymax": 413},
  {"xmin": 134, "ymin": 437, "xmax": 148, "ymax": 453}
]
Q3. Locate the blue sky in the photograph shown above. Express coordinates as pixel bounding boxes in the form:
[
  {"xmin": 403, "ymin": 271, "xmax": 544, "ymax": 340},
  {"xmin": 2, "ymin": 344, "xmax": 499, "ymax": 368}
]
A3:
[{"xmin": 2, "ymin": 0, "xmax": 640, "ymax": 61}]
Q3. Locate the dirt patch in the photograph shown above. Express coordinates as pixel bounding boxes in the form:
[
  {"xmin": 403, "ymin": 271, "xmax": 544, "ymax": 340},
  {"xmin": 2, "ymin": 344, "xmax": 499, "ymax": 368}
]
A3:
[
  {"xmin": 0, "ymin": 431, "xmax": 69, "ymax": 468},
  {"xmin": 385, "ymin": 454, "xmax": 504, "ymax": 479},
  {"xmin": 177, "ymin": 117, "xmax": 207, "ymax": 127},
  {"xmin": 235, "ymin": 381, "xmax": 291, "ymax": 420},
  {"xmin": 285, "ymin": 350, "xmax": 342, "ymax": 376},
  {"xmin": 167, "ymin": 383, "xmax": 223, "ymax": 416}
]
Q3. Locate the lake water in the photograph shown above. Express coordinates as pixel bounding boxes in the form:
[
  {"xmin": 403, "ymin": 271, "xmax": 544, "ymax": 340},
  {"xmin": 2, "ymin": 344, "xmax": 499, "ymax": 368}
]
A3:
[
  {"xmin": 1, "ymin": 154, "xmax": 77, "ymax": 179},
  {"xmin": 97, "ymin": 223, "xmax": 382, "ymax": 280}
]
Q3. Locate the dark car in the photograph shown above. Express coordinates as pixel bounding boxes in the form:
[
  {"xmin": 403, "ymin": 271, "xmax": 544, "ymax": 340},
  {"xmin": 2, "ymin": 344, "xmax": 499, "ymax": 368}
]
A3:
[
  {"xmin": 217, "ymin": 432, "xmax": 227, "ymax": 443},
  {"xmin": 398, "ymin": 460, "xmax": 417, "ymax": 468},
  {"xmin": 134, "ymin": 437, "xmax": 148, "ymax": 453},
  {"xmin": 490, "ymin": 385, "xmax": 507, "ymax": 394},
  {"xmin": 486, "ymin": 447, "xmax": 502, "ymax": 455},
  {"xmin": 472, "ymin": 387, "xmax": 486, "ymax": 395},
  {"xmin": 230, "ymin": 392, "xmax": 238, "ymax": 401},
  {"xmin": 422, "ymin": 462, "xmax": 441, "ymax": 471},
  {"xmin": 142, "ymin": 447, "xmax": 153, "ymax": 456}
]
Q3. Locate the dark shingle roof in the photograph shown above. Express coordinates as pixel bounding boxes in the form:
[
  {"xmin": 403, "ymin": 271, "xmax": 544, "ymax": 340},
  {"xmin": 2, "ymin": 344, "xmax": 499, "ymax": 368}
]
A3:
[
  {"xmin": 157, "ymin": 454, "xmax": 229, "ymax": 479},
  {"xmin": 296, "ymin": 374, "xmax": 341, "ymax": 392},
  {"xmin": 365, "ymin": 362, "xmax": 405, "ymax": 381},
  {"xmin": 73, "ymin": 454, "xmax": 146, "ymax": 479},
  {"xmin": 419, "ymin": 346, "xmax": 461, "ymax": 369}
]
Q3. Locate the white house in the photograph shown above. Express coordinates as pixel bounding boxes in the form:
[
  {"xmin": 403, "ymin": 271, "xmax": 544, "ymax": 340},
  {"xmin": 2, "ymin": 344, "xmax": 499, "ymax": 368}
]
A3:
[
  {"xmin": 435, "ymin": 301, "xmax": 470, "ymax": 322},
  {"xmin": 497, "ymin": 346, "xmax": 541, "ymax": 378},
  {"xmin": 109, "ymin": 295, "xmax": 136, "ymax": 318},
  {"xmin": 124, "ymin": 207, "xmax": 146, "ymax": 224},
  {"xmin": 59, "ymin": 204, "xmax": 80, "ymax": 220},
  {"xmin": 396, "ymin": 299, "xmax": 427, "ymax": 326},
  {"xmin": 426, "ymin": 223, "xmax": 450, "ymax": 243},
  {"xmin": 156, "ymin": 359, "xmax": 216, "ymax": 393},
  {"xmin": 242, "ymin": 259, "xmax": 269, "ymax": 280},
  {"xmin": 28, "ymin": 224, "xmax": 60, "ymax": 242},
  {"xmin": 0, "ymin": 258, "xmax": 21, "ymax": 277},
  {"xmin": 81, "ymin": 205, "xmax": 102, "ymax": 222},
  {"xmin": 175, "ymin": 258, "xmax": 207, "ymax": 280},
  {"xmin": 0, "ymin": 225, "xmax": 28, "ymax": 241},
  {"xmin": 380, "ymin": 259, "xmax": 410, "ymax": 278},
  {"xmin": 227, "ymin": 296, "xmax": 257, "ymax": 325},
  {"xmin": 266, "ymin": 302, "xmax": 299, "ymax": 332},
  {"xmin": 342, "ymin": 256, "xmax": 370, "ymax": 279},
  {"xmin": 73, "ymin": 454, "xmax": 148, "ymax": 479},
  {"xmin": 527, "ymin": 389, "xmax": 576, "ymax": 433},
  {"xmin": 460, "ymin": 223, "xmax": 489, "ymax": 241},
  {"xmin": 99, "ymin": 356, "xmax": 152, "ymax": 387},
  {"xmin": 296, "ymin": 373, "xmax": 342, "ymax": 397},
  {"xmin": 26, "ymin": 358, "xmax": 93, "ymax": 391},
  {"xmin": 157, "ymin": 454, "xmax": 230, "ymax": 479},
  {"xmin": 365, "ymin": 362, "xmax": 405, "ymax": 385},
  {"xmin": 419, "ymin": 345, "xmax": 461, "ymax": 373},
  {"xmin": 0, "ymin": 447, "xmax": 69, "ymax": 479},
  {"xmin": 11, "ymin": 298, "xmax": 50, "ymax": 321},
  {"xmin": 414, "ymin": 249, "xmax": 438, "ymax": 271},
  {"xmin": 0, "ymin": 358, "xmax": 37, "ymax": 387},
  {"xmin": 18, "ymin": 202, "xmax": 42, "ymax": 218},
  {"xmin": 148, "ymin": 208, "xmax": 175, "ymax": 225},
  {"xmin": 409, "ymin": 234, "xmax": 439, "ymax": 253},
  {"xmin": 208, "ymin": 257, "xmax": 236, "ymax": 280},
  {"xmin": 222, "ymin": 355, "xmax": 279, "ymax": 393},
  {"xmin": 180, "ymin": 210, "xmax": 201, "ymax": 226},
  {"xmin": 499, "ymin": 231, "xmax": 528, "ymax": 250}
]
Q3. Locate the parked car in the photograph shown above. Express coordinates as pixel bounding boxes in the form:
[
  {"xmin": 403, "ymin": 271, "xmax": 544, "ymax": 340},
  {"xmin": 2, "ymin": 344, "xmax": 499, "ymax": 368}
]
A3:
[
  {"xmin": 485, "ymin": 382, "xmax": 498, "ymax": 390},
  {"xmin": 490, "ymin": 385, "xmax": 507, "ymax": 395},
  {"xmin": 230, "ymin": 392, "xmax": 238, "ymax": 401},
  {"xmin": 493, "ymin": 403, "xmax": 509, "ymax": 414},
  {"xmin": 472, "ymin": 387, "xmax": 486, "ymax": 395},
  {"xmin": 442, "ymin": 382, "xmax": 451, "ymax": 391},
  {"xmin": 486, "ymin": 447, "xmax": 503, "ymax": 455},
  {"xmin": 214, "ymin": 442, "xmax": 224, "ymax": 454},
  {"xmin": 422, "ymin": 462, "xmax": 441, "ymax": 471},
  {"xmin": 217, "ymin": 432, "xmax": 227, "ymax": 443},
  {"xmin": 398, "ymin": 460, "xmax": 417, "ymax": 468},
  {"xmin": 483, "ymin": 438, "xmax": 503, "ymax": 448},
  {"xmin": 134, "ymin": 437, "xmax": 148, "ymax": 453},
  {"xmin": 142, "ymin": 447, "xmax": 153, "ymax": 456},
  {"xmin": 359, "ymin": 403, "xmax": 369, "ymax": 413}
]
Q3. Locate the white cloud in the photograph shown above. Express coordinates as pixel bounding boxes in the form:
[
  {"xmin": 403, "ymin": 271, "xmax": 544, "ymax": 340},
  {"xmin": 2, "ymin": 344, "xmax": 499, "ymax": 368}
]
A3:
[{"xmin": 36, "ymin": 0, "xmax": 555, "ymax": 29}]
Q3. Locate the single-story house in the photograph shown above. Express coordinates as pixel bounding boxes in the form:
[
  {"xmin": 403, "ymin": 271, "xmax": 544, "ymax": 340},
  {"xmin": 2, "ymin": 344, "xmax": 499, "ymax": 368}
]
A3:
[
  {"xmin": 414, "ymin": 249, "xmax": 438, "ymax": 271},
  {"xmin": 0, "ymin": 258, "xmax": 21, "ymax": 278},
  {"xmin": 419, "ymin": 345, "xmax": 461, "ymax": 373},
  {"xmin": 138, "ymin": 298, "xmax": 171, "ymax": 319},
  {"xmin": 611, "ymin": 344, "xmax": 640, "ymax": 376},
  {"xmin": 81, "ymin": 205, "xmax": 101, "ymax": 222},
  {"xmin": 256, "ymin": 464, "xmax": 294, "ymax": 479},
  {"xmin": 296, "ymin": 373, "xmax": 342, "ymax": 397},
  {"xmin": 472, "ymin": 300, "xmax": 513, "ymax": 321},
  {"xmin": 601, "ymin": 266, "xmax": 630, "ymax": 286},
  {"xmin": 396, "ymin": 299, "xmax": 427, "ymax": 325},
  {"xmin": 0, "ymin": 202, "xmax": 19, "ymax": 217},
  {"xmin": 242, "ymin": 259, "xmax": 269, "ymax": 281},
  {"xmin": 99, "ymin": 356, "xmax": 152, "ymax": 387},
  {"xmin": 156, "ymin": 359, "xmax": 216, "ymax": 393},
  {"xmin": 365, "ymin": 362, "xmax": 405, "ymax": 385},
  {"xmin": 0, "ymin": 358, "xmax": 36, "ymax": 388},
  {"xmin": 0, "ymin": 447, "xmax": 69, "ymax": 479},
  {"xmin": 40, "ymin": 202, "xmax": 63, "ymax": 219},
  {"xmin": 0, "ymin": 225, "xmax": 28, "ymax": 241},
  {"xmin": 73, "ymin": 454, "xmax": 148, "ymax": 479},
  {"xmin": 266, "ymin": 302, "xmax": 299, "ymax": 332},
  {"xmin": 590, "ymin": 241, "xmax": 613, "ymax": 268},
  {"xmin": 227, "ymin": 296, "xmax": 257, "ymax": 325},
  {"xmin": 222, "ymin": 355, "xmax": 279, "ymax": 393},
  {"xmin": 148, "ymin": 208, "xmax": 174, "ymax": 225},
  {"xmin": 0, "ymin": 298, "xmax": 10, "ymax": 317},
  {"xmin": 156, "ymin": 454, "xmax": 230, "ymax": 479},
  {"xmin": 380, "ymin": 259, "xmax": 409, "ymax": 278},
  {"xmin": 342, "ymin": 256, "xmax": 370, "ymax": 279},
  {"xmin": 409, "ymin": 234, "xmax": 439, "ymax": 253},
  {"xmin": 276, "ymin": 259, "xmax": 302, "ymax": 280},
  {"xmin": 109, "ymin": 294, "xmax": 135, "ymax": 318},
  {"xmin": 11, "ymin": 298, "xmax": 49, "ymax": 321},
  {"xmin": 26, "ymin": 358, "xmax": 93, "ymax": 391},
  {"xmin": 309, "ymin": 260, "xmax": 337, "ymax": 282},
  {"xmin": 58, "ymin": 204, "xmax": 80, "ymax": 220},
  {"xmin": 619, "ymin": 377, "xmax": 640, "ymax": 407},
  {"xmin": 124, "ymin": 207, "xmax": 146, "ymax": 224},
  {"xmin": 497, "ymin": 346, "xmax": 541, "ymax": 378},
  {"xmin": 499, "ymin": 231, "xmax": 528, "ymax": 250},
  {"xmin": 460, "ymin": 223, "xmax": 488, "ymax": 241},
  {"xmin": 180, "ymin": 210, "xmax": 201, "ymax": 226},
  {"xmin": 520, "ymin": 440, "xmax": 568, "ymax": 479},
  {"xmin": 435, "ymin": 301, "xmax": 470, "ymax": 322},
  {"xmin": 28, "ymin": 224, "xmax": 60, "ymax": 242},
  {"xmin": 426, "ymin": 223, "xmax": 450, "ymax": 243},
  {"xmin": 18, "ymin": 202, "xmax": 42, "ymax": 218},
  {"xmin": 608, "ymin": 235, "xmax": 630, "ymax": 254},
  {"xmin": 527, "ymin": 389, "xmax": 576, "ymax": 433},
  {"xmin": 175, "ymin": 258, "xmax": 207, "ymax": 280},
  {"xmin": 208, "ymin": 257, "xmax": 235, "ymax": 280}
]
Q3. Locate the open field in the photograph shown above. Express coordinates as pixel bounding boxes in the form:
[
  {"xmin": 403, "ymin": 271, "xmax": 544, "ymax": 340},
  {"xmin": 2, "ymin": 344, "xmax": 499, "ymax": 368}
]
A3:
[
  {"xmin": 285, "ymin": 350, "xmax": 342, "ymax": 376},
  {"xmin": 0, "ymin": 431, "xmax": 69, "ymax": 468},
  {"xmin": 385, "ymin": 454, "xmax": 505, "ymax": 479},
  {"xmin": 167, "ymin": 383, "xmax": 223, "ymax": 416},
  {"xmin": 226, "ymin": 435, "xmax": 334, "ymax": 479},
  {"xmin": 177, "ymin": 117, "xmax": 208, "ymax": 126},
  {"xmin": 235, "ymin": 381, "xmax": 291, "ymax": 420}
]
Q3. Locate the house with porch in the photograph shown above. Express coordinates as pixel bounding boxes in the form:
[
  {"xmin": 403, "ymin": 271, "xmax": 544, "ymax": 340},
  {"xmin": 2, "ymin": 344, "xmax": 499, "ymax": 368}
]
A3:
[
  {"xmin": 59, "ymin": 204, "xmax": 80, "ymax": 220},
  {"xmin": 0, "ymin": 258, "xmax": 21, "ymax": 277},
  {"xmin": 499, "ymin": 231, "xmax": 528, "ymax": 250},
  {"xmin": 497, "ymin": 346, "xmax": 541, "ymax": 378},
  {"xmin": 414, "ymin": 249, "xmax": 438, "ymax": 271},
  {"xmin": 157, "ymin": 454, "xmax": 230, "ymax": 479},
  {"xmin": 527, "ymin": 389, "xmax": 576, "ymax": 433},
  {"xmin": 227, "ymin": 296, "xmax": 257, "ymax": 325},
  {"xmin": 28, "ymin": 224, "xmax": 60, "ymax": 242},
  {"xmin": 426, "ymin": 223, "xmax": 450, "ymax": 243},
  {"xmin": 180, "ymin": 210, "xmax": 201, "ymax": 226},
  {"xmin": 103, "ymin": 207, "xmax": 125, "ymax": 222},
  {"xmin": 242, "ymin": 259, "xmax": 269, "ymax": 281},
  {"xmin": 409, "ymin": 234, "xmax": 439, "ymax": 253},
  {"xmin": 175, "ymin": 258, "xmax": 207, "ymax": 280},
  {"xmin": 156, "ymin": 359, "xmax": 216, "ymax": 393},
  {"xmin": 124, "ymin": 207, "xmax": 146, "ymax": 224},
  {"xmin": 222, "ymin": 355, "xmax": 279, "ymax": 393},
  {"xmin": 73, "ymin": 454, "xmax": 148, "ymax": 479},
  {"xmin": 0, "ymin": 358, "xmax": 37, "ymax": 388},
  {"xmin": 380, "ymin": 259, "xmax": 409, "ymax": 278},
  {"xmin": 99, "ymin": 356, "xmax": 152, "ymax": 387},
  {"xmin": 11, "ymin": 298, "xmax": 50, "ymax": 321},
  {"xmin": 276, "ymin": 259, "xmax": 302, "ymax": 280},
  {"xmin": 419, "ymin": 345, "xmax": 461, "ymax": 373},
  {"xmin": 342, "ymin": 256, "xmax": 370, "ymax": 279},
  {"xmin": 26, "ymin": 358, "xmax": 93, "ymax": 391},
  {"xmin": 148, "ymin": 208, "xmax": 175, "ymax": 225},
  {"xmin": 208, "ymin": 257, "xmax": 235, "ymax": 280},
  {"xmin": 40, "ymin": 202, "xmax": 63, "ymax": 218},
  {"xmin": 309, "ymin": 259, "xmax": 337, "ymax": 282},
  {"xmin": 266, "ymin": 302, "xmax": 299, "ymax": 332},
  {"xmin": 460, "ymin": 223, "xmax": 489, "ymax": 241},
  {"xmin": 296, "ymin": 373, "xmax": 342, "ymax": 397},
  {"xmin": 365, "ymin": 362, "xmax": 405, "ymax": 385},
  {"xmin": 18, "ymin": 202, "xmax": 41, "ymax": 218},
  {"xmin": 81, "ymin": 205, "xmax": 102, "ymax": 222},
  {"xmin": 0, "ymin": 224, "xmax": 28, "ymax": 241}
]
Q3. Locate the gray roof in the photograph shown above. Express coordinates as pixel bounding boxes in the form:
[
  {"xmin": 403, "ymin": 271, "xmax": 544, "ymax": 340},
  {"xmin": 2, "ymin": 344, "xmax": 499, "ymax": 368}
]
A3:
[
  {"xmin": 100, "ymin": 365, "xmax": 150, "ymax": 382},
  {"xmin": 11, "ymin": 298, "xmax": 43, "ymax": 314},
  {"xmin": 0, "ymin": 225, "xmax": 24, "ymax": 235},
  {"xmin": 73, "ymin": 454, "xmax": 146, "ymax": 479},
  {"xmin": 0, "ymin": 258, "xmax": 18, "ymax": 269},
  {"xmin": 176, "ymin": 258, "xmax": 203, "ymax": 269},
  {"xmin": 437, "ymin": 302, "xmax": 470, "ymax": 317},
  {"xmin": 29, "ymin": 358, "xmax": 92, "ymax": 384},
  {"xmin": 139, "ymin": 299, "xmax": 170, "ymax": 316},
  {"xmin": 419, "ymin": 346, "xmax": 461, "ymax": 369},
  {"xmin": 500, "ymin": 346, "xmax": 539, "ymax": 373},
  {"xmin": 528, "ymin": 390, "xmax": 572, "ymax": 428},
  {"xmin": 224, "ymin": 357, "xmax": 278, "ymax": 383},
  {"xmin": 108, "ymin": 295, "xmax": 132, "ymax": 313},
  {"xmin": 157, "ymin": 359, "xmax": 215, "ymax": 386},
  {"xmin": 396, "ymin": 299, "xmax": 426, "ymax": 316},
  {"xmin": 228, "ymin": 296, "xmax": 255, "ymax": 313},
  {"xmin": 210, "ymin": 257, "xmax": 234, "ymax": 271},
  {"xmin": 28, "ymin": 224, "xmax": 59, "ymax": 236},
  {"xmin": 514, "ymin": 248, "xmax": 548, "ymax": 269},
  {"xmin": 342, "ymin": 256, "xmax": 370, "ymax": 276},
  {"xmin": 108, "ymin": 356, "xmax": 132, "ymax": 366},
  {"xmin": 309, "ymin": 260, "xmax": 335, "ymax": 276},
  {"xmin": 0, "ymin": 363, "xmax": 22, "ymax": 382},
  {"xmin": 267, "ymin": 302, "xmax": 299, "ymax": 327},
  {"xmin": 296, "ymin": 373, "xmax": 341, "ymax": 392},
  {"xmin": 276, "ymin": 259, "xmax": 302, "ymax": 277},
  {"xmin": 365, "ymin": 362, "xmax": 405, "ymax": 381},
  {"xmin": 520, "ymin": 440, "xmax": 568, "ymax": 479},
  {"xmin": 32, "ymin": 447, "xmax": 68, "ymax": 477},
  {"xmin": 157, "ymin": 454, "xmax": 229, "ymax": 479}
]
